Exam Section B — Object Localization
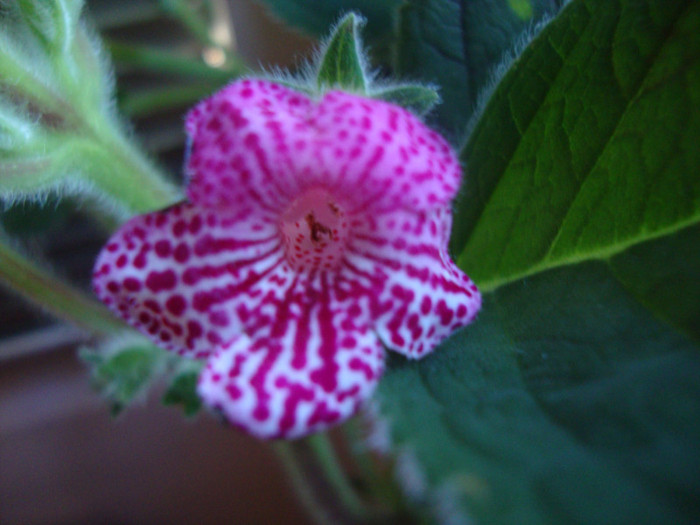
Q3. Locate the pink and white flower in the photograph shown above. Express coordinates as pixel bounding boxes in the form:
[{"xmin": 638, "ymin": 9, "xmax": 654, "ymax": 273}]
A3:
[{"xmin": 92, "ymin": 79, "xmax": 481, "ymax": 439}]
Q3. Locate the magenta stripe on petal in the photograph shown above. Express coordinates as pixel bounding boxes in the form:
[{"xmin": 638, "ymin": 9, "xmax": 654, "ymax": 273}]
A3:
[
  {"xmin": 93, "ymin": 202, "xmax": 291, "ymax": 359},
  {"xmin": 198, "ymin": 275, "xmax": 384, "ymax": 439},
  {"xmin": 94, "ymin": 79, "xmax": 481, "ymax": 438},
  {"xmin": 185, "ymin": 79, "xmax": 461, "ymax": 215},
  {"xmin": 310, "ymin": 91, "xmax": 461, "ymax": 213},
  {"xmin": 344, "ymin": 207, "xmax": 481, "ymax": 358},
  {"xmin": 185, "ymin": 80, "xmax": 311, "ymax": 213}
]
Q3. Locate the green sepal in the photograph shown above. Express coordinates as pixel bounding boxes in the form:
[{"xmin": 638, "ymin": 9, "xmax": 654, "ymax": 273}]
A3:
[
  {"xmin": 81, "ymin": 335, "xmax": 168, "ymax": 415},
  {"xmin": 372, "ymin": 84, "xmax": 440, "ymax": 116},
  {"xmin": 316, "ymin": 13, "xmax": 368, "ymax": 93},
  {"xmin": 162, "ymin": 361, "xmax": 204, "ymax": 417}
]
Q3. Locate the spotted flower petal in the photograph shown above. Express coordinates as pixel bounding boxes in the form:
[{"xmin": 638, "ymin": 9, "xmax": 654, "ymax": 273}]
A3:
[
  {"xmin": 345, "ymin": 207, "xmax": 481, "ymax": 358},
  {"xmin": 94, "ymin": 79, "xmax": 481, "ymax": 439},
  {"xmin": 93, "ymin": 202, "xmax": 290, "ymax": 359},
  {"xmin": 198, "ymin": 276, "xmax": 384, "ymax": 439},
  {"xmin": 185, "ymin": 79, "xmax": 461, "ymax": 215}
]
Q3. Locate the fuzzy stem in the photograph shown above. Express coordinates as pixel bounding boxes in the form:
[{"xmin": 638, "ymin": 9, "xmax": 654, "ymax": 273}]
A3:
[
  {"xmin": 0, "ymin": 46, "xmax": 78, "ymax": 125},
  {"xmin": 0, "ymin": 234, "xmax": 123, "ymax": 335},
  {"xmin": 307, "ymin": 433, "xmax": 372, "ymax": 520},
  {"xmin": 273, "ymin": 441, "xmax": 336, "ymax": 525},
  {"xmin": 341, "ymin": 417, "xmax": 409, "ymax": 516},
  {"xmin": 0, "ymin": 56, "xmax": 181, "ymax": 219},
  {"xmin": 85, "ymin": 124, "xmax": 182, "ymax": 216},
  {"xmin": 273, "ymin": 435, "xmax": 379, "ymax": 525}
]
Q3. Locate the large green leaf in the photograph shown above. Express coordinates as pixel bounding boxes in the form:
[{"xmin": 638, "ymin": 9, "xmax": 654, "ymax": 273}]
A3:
[
  {"xmin": 379, "ymin": 0, "xmax": 700, "ymax": 522},
  {"xmin": 396, "ymin": 0, "xmax": 563, "ymax": 137},
  {"xmin": 453, "ymin": 0, "xmax": 700, "ymax": 286},
  {"xmin": 381, "ymin": 257, "xmax": 700, "ymax": 524},
  {"xmin": 255, "ymin": 0, "xmax": 402, "ymax": 43}
]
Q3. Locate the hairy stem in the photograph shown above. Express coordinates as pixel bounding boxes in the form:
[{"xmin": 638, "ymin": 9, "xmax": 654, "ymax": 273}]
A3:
[
  {"xmin": 85, "ymin": 125, "xmax": 182, "ymax": 216},
  {"xmin": 341, "ymin": 417, "xmax": 405, "ymax": 511},
  {"xmin": 0, "ymin": 234, "xmax": 123, "ymax": 335},
  {"xmin": 307, "ymin": 432, "xmax": 373, "ymax": 520},
  {"xmin": 273, "ymin": 435, "xmax": 379, "ymax": 525}
]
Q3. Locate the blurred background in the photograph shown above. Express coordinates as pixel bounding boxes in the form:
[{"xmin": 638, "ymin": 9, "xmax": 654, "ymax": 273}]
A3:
[{"xmin": 0, "ymin": 1, "xmax": 319, "ymax": 523}]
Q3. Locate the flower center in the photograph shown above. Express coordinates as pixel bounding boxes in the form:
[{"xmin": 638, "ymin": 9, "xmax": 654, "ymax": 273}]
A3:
[{"xmin": 280, "ymin": 187, "xmax": 350, "ymax": 271}]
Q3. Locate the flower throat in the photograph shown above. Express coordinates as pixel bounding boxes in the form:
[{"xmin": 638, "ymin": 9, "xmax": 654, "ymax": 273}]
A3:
[{"xmin": 280, "ymin": 187, "xmax": 350, "ymax": 271}]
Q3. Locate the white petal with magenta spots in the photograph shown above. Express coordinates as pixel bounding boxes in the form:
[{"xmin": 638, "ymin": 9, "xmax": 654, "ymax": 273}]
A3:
[
  {"xmin": 185, "ymin": 80, "xmax": 312, "ymax": 213},
  {"xmin": 198, "ymin": 275, "xmax": 384, "ymax": 439},
  {"xmin": 94, "ymin": 77, "xmax": 482, "ymax": 439},
  {"xmin": 311, "ymin": 90, "xmax": 462, "ymax": 213},
  {"xmin": 344, "ymin": 207, "xmax": 481, "ymax": 358},
  {"xmin": 93, "ymin": 202, "xmax": 292, "ymax": 359}
]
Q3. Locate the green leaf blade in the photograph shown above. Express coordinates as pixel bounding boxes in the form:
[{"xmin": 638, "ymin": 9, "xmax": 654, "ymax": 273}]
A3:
[
  {"xmin": 256, "ymin": 0, "xmax": 402, "ymax": 43},
  {"xmin": 396, "ymin": 0, "xmax": 561, "ymax": 137},
  {"xmin": 380, "ymin": 0, "xmax": 700, "ymax": 522},
  {"xmin": 609, "ymin": 223, "xmax": 700, "ymax": 342},
  {"xmin": 380, "ymin": 260, "xmax": 700, "ymax": 524},
  {"xmin": 456, "ymin": 0, "xmax": 700, "ymax": 289}
]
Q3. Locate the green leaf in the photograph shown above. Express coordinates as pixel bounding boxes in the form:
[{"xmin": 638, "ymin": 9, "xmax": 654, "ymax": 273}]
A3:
[
  {"xmin": 162, "ymin": 362, "xmax": 204, "ymax": 417},
  {"xmin": 317, "ymin": 13, "xmax": 367, "ymax": 93},
  {"xmin": 454, "ymin": 0, "xmax": 700, "ymax": 288},
  {"xmin": 609, "ymin": 225, "xmax": 700, "ymax": 341},
  {"xmin": 380, "ymin": 0, "xmax": 700, "ymax": 522},
  {"xmin": 380, "ymin": 260, "xmax": 700, "ymax": 524},
  {"xmin": 396, "ymin": 0, "xmax": 562, "ymax": 136},
  {"xmin": 256, "ymin": 0, "xmax": 402, "ymax": 44},
  {"xmin": 371, "ymin": 84, "xmax": 440, "ymax": 116},
  {"xmin": 81, "ymin": 336, "xmax": 168, "ymax": 415}
]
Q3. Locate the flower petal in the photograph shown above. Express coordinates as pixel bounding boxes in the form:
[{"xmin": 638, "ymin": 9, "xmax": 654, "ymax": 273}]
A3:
[
  {"xmin": 185, "ymin": 80, "xmax": 313, "ymax": 214},
  {"xmin": 311, "ymin": 90, "xmax": 462, "ymax": 213},
  {"xmin": 344, "ymin": 207, "xmax": 481, "ymax": 358},
  {"xmin": 92, "ymin": 202, "xmax": 290, "ymax": 359},
  {"xmin": 185, "ymin": 79, "xmax": 461, "ymax": 216},
  {"xmin": 197, "ymin": 275, "xmax": 384, "ymax": 439}
]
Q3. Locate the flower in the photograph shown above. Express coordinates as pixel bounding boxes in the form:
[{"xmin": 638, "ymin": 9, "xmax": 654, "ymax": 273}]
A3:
[{"xmin": 93, "ymin": 79, "xmax": 481, "ymax": 439}]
